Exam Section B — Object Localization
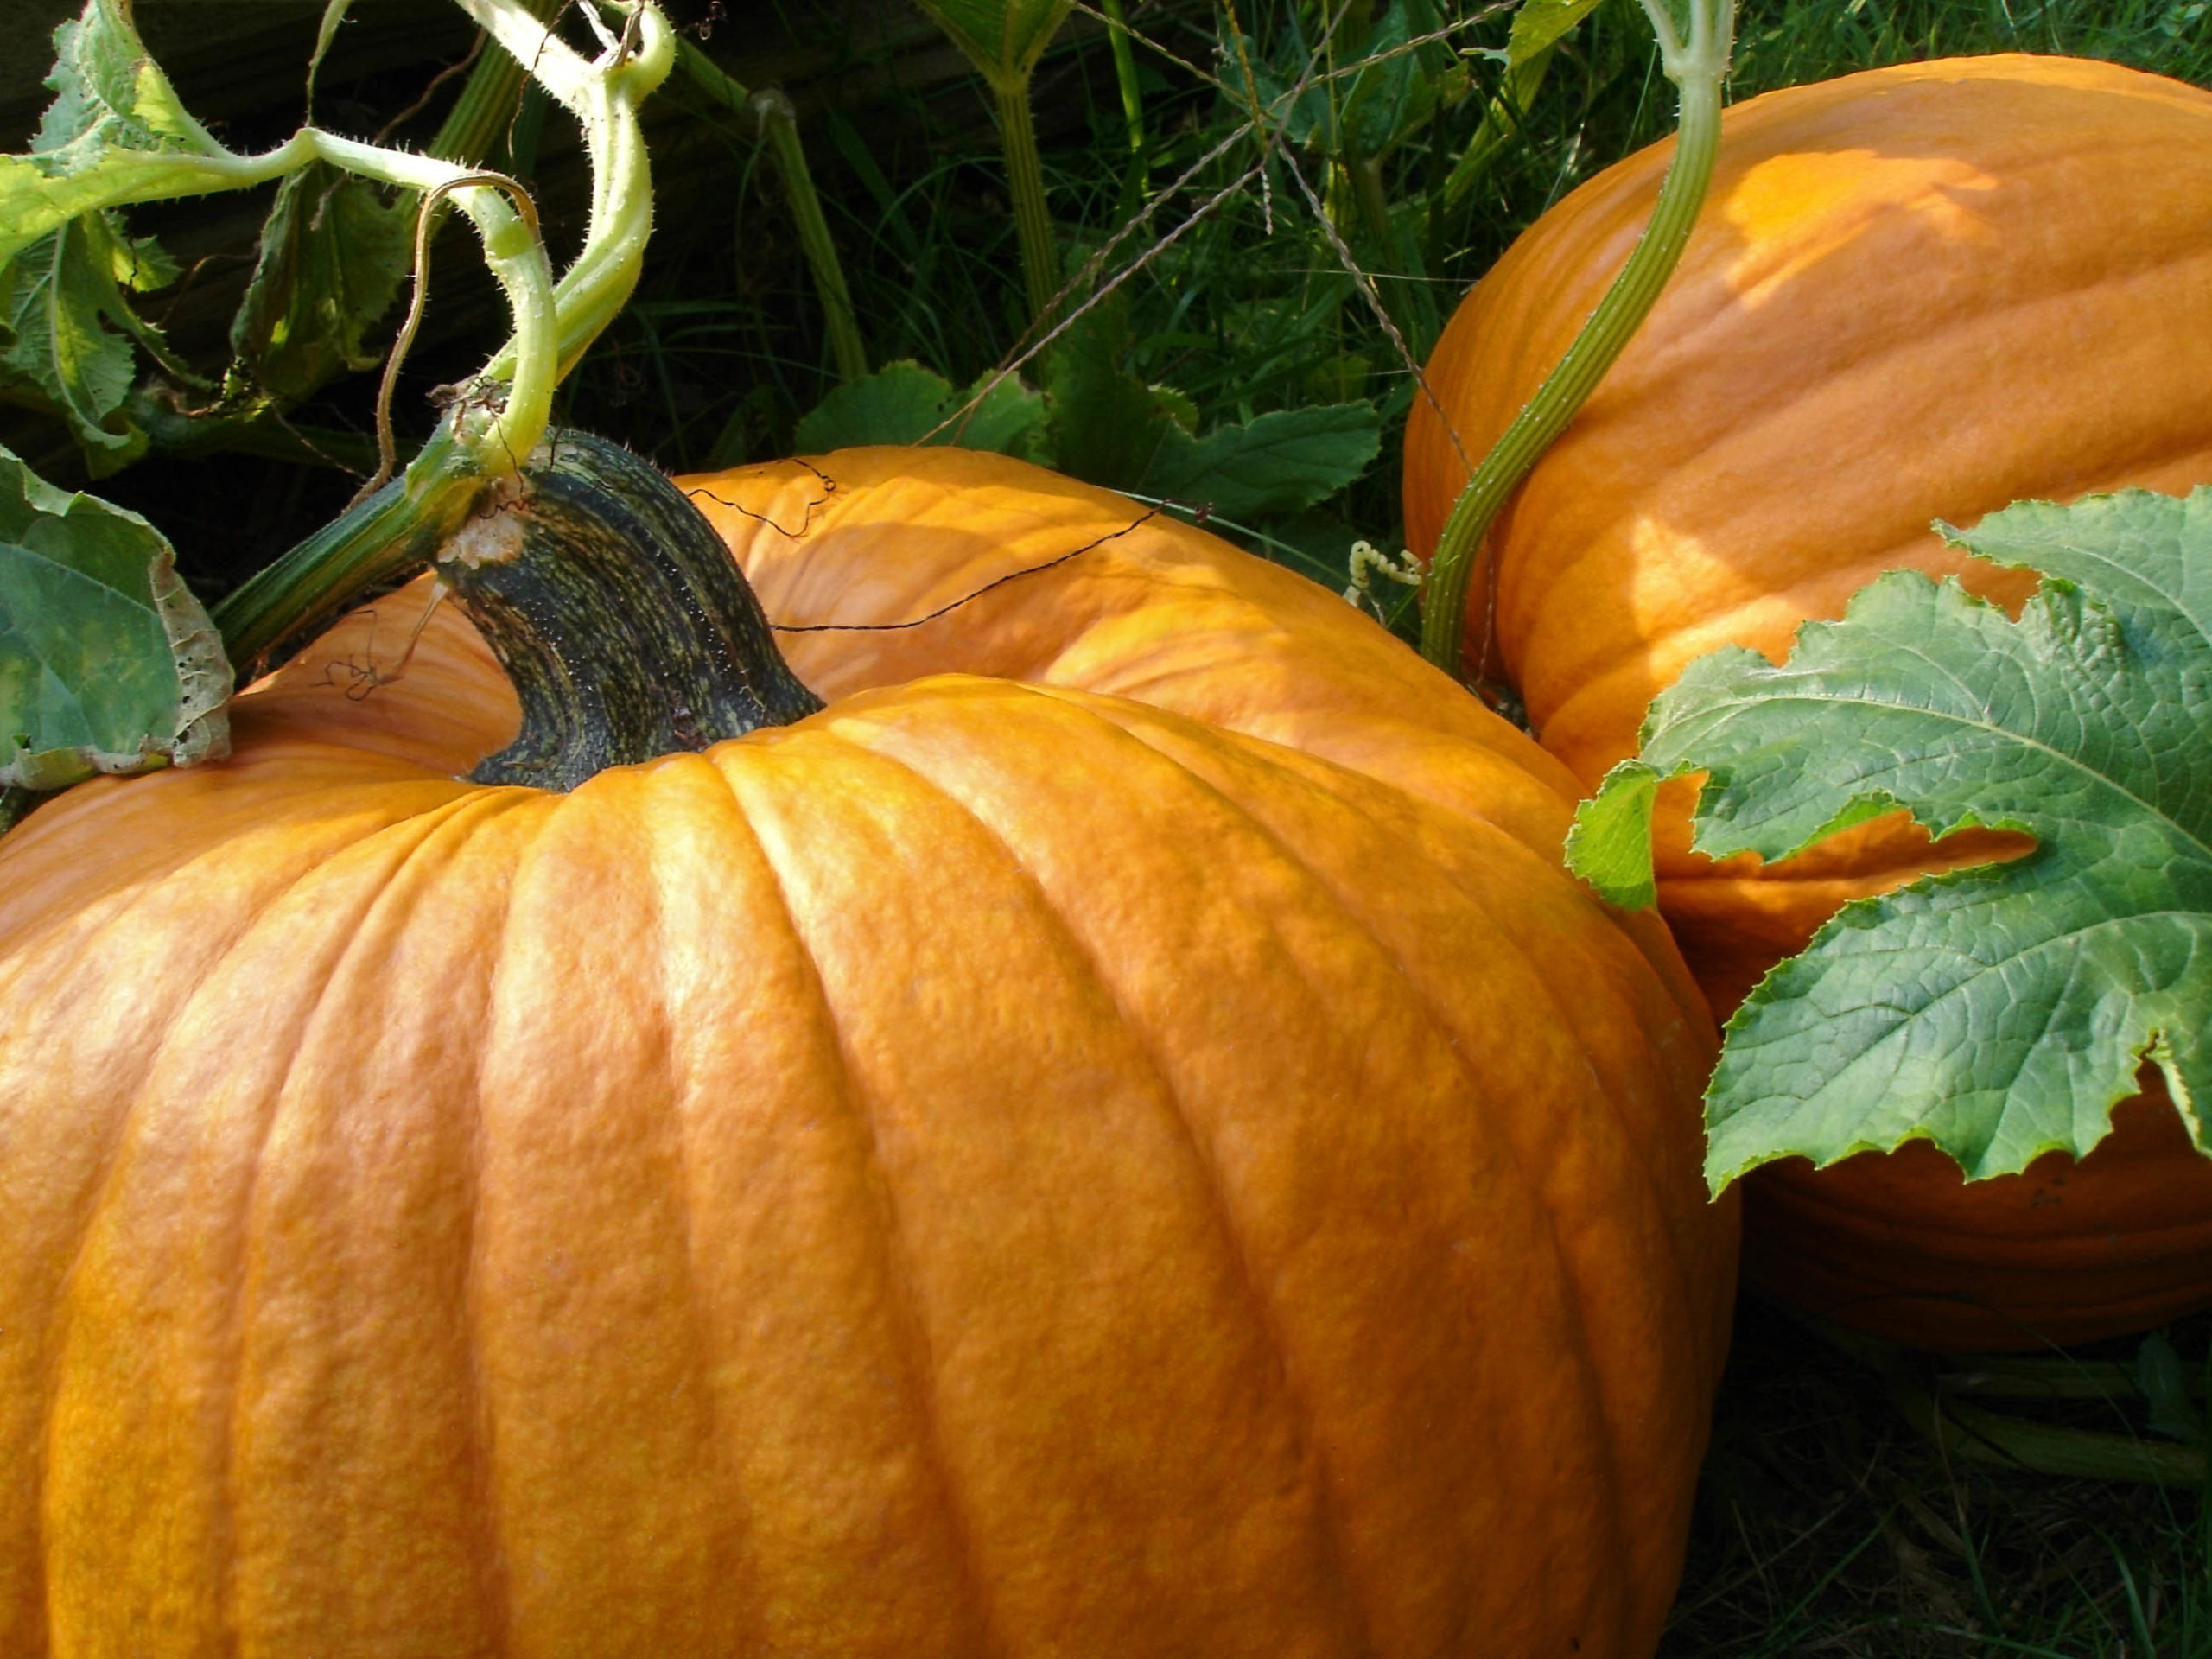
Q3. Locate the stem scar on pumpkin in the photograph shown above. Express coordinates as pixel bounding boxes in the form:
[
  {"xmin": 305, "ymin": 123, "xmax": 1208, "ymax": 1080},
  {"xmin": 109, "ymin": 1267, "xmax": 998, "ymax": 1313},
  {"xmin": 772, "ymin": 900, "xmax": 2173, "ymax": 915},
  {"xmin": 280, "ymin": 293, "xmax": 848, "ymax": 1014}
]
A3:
[
  {"xmin": 769, "ymin": 507, "xmax": 1167, "ymax": 634},
  {"xmin": 442, "ymin": 469, "xmax": 533, "ymax": 569}
]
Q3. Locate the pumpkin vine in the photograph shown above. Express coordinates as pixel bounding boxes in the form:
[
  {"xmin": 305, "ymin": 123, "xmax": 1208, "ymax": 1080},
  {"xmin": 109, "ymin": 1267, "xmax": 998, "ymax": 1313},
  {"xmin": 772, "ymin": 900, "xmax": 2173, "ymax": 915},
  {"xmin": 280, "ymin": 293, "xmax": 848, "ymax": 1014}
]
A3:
[
  {"xmin": 1417, "ymin": 0, "xmax": 1736, "ymax": 680},
  {"xmin": 190, "ymin": 0, "xmax": 678, "ymax": 672}
]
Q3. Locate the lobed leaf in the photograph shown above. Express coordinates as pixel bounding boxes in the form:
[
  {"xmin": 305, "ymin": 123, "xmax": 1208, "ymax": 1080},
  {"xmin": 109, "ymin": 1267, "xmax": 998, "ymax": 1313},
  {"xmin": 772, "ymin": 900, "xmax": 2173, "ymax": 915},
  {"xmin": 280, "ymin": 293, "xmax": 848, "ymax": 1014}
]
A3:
[
  {"xmin": 1043, "ymin": 294, "xmax": 1380, "ymax": 519},
  {"xmin": 1569, "ymin": 488, "xmax": 2212, "ymax": 1188},
  {"xmin": 1140, "ymin": 403, "xmax": 1382, "ymax": 522},
  {"xmin": 0, "ymin": 214, "xmax": 181, "ymax": 472},
  {"xmin": 229, "ymin": 162, "xmax": 412, "ymax": 404},
  {"xmin": 909, "ymin": 0, "xmax": 1075, "ymax": 91}
]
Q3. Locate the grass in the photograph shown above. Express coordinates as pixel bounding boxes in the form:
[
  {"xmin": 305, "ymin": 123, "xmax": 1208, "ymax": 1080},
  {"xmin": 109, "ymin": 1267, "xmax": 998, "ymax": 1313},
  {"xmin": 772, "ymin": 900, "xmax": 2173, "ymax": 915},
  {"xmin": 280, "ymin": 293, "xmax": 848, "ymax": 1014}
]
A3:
[
  {"xmin": 544, "ymin": 0, "xmax": 2212, "ymax": 629},
  {"xmin": 1667, "ymin": 1300, "xmax": 2209, "ymax": 1656}
]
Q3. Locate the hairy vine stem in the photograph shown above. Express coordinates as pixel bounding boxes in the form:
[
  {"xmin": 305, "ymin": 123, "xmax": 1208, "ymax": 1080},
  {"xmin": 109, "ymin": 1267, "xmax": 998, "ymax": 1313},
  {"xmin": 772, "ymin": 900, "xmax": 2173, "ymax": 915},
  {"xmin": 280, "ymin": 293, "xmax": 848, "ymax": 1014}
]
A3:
[
  {"xmin": 1418, "ymin": 0, "xmax": 1736, "ymax": 678},
  {"xmin": 207, "ymin": 0, "xmax": 675, "ymax": 669}
]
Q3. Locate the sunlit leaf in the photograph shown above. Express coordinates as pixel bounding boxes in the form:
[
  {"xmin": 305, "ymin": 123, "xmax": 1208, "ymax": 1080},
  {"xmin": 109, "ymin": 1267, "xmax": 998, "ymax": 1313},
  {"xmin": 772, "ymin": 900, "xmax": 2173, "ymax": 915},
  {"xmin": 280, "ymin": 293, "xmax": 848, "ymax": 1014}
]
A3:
[
  {"xmin": 1443, "ymin": 0, "xmax": 1607, "ymax": 206},
  {"xmin": 0, "ymin": 0, "xmax": 226, "ymax": 270},
  {"xmin": 1570, "ymin": 488, "xmax": 2212, "ymax": 1188}
]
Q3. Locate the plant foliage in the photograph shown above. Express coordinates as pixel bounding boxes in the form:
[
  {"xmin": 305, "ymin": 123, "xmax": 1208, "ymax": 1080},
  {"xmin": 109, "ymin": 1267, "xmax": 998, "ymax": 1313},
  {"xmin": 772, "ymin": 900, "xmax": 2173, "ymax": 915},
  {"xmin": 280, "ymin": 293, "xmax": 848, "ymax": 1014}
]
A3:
[
  {"xmin": 0, "ymin": 442, "xmax": 229, "ymax": 790},
  {"xmin": 1569, "ymin": 488, "xmax": 2212, "ymax": 1189}
]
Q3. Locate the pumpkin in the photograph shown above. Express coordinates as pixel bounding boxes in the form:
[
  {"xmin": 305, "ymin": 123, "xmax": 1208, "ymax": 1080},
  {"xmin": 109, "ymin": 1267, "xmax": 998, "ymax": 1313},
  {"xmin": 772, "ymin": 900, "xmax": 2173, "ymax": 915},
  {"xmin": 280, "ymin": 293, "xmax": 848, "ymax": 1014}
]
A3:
[
  {"xmin": 1402, "ymin": 54, "xmax": 2212, "ymax": 1349},
  {"xmin": 0, "ymin": 439, "xmax": 1733, "ymax": 1655}
]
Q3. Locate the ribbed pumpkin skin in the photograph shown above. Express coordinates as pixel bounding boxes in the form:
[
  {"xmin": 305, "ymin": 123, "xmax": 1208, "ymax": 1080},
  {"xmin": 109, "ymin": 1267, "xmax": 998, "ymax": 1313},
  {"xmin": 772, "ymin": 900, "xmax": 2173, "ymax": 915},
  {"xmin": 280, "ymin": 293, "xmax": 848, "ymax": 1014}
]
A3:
[
  {"xmin": 1747, "ymin": 1079, "xmax": 2212, "ymax": 1351},
  {"xmin": 0, "ymin": 448, "xmax": 1732, "ymax": 1657},
  {"xmin": 1401, "ymin": 55, "xmax": 2212, "ymax": 1349},
  {"xmin": 682, "ymin": 446, "xmax": 1709, "ymax": 1026}
]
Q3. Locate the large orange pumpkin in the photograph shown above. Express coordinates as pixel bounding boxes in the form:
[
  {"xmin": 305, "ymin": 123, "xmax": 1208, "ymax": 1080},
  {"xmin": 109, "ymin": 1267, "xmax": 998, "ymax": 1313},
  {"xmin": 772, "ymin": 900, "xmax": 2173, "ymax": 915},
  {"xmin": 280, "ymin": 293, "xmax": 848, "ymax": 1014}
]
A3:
[
  {"xmin": 1402, "ymin": 55, "xmax": 2212, "ymax": 1349},
  {"xmin": 0, "ymin": 440, "xmax": 1732, "ymax": 1655}
]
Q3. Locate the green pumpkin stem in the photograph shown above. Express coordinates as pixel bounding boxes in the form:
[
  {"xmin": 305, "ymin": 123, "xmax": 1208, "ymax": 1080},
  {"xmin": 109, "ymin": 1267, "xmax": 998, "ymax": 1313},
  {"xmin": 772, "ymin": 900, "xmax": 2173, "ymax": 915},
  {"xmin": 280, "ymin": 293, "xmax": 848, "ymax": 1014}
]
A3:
[{"xmin": 440, "ymin": 429, "xmax": 822, "ymax": 790}]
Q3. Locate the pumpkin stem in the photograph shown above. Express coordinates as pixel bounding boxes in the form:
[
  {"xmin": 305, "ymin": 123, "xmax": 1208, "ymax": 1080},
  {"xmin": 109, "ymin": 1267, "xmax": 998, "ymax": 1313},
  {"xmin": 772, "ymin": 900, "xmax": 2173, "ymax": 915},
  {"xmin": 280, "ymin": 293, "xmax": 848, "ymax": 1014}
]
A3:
[
  {"xmin": 1417, "ymin": 0, "xmax": 1734, "ymax": 680},
  {"xmin": 438, "ymin": 429, "xmax": 823, "ymax": 790}
]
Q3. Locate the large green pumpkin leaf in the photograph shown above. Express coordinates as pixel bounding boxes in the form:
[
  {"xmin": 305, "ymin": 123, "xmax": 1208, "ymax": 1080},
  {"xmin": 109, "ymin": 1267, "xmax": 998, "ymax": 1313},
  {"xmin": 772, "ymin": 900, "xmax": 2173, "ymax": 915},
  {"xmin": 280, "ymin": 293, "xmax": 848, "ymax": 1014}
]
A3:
[
  {"xmin": 0, "ymin": 445, "xmax": 231, "ymax": 791},
  {"xmin": 1569, "ymin": 488, "xmax": 2212, "ymax": 1189}
]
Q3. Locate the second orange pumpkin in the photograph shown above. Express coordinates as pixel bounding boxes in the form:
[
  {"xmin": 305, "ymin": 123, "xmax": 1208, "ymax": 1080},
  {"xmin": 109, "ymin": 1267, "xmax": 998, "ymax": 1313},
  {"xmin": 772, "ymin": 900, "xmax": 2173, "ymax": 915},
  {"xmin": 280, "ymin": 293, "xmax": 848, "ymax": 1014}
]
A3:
[{"xmin": 1403, "ymin": 54, "xmax": 2212, "ymax": 1349}]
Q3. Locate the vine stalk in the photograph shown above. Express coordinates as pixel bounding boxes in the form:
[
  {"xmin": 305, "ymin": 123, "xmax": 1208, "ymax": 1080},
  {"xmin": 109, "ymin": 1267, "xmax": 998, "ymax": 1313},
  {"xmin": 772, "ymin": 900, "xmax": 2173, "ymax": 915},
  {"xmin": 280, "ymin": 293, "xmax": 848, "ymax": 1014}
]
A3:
[
  {"xmin": 906, "ymin": 0, "xmax": 1076, "ymax": 330},
  {"xmin": 213, "ymin": 0, "xmax": 675, "ymax": 669},
  {"xmin": 1418, "ymin": 0, "xmax": 1736, "ymax": 677},
  {"xmin": 672, "ymin": 41, "xmax": 868, "ymax": 384},
  {"xmin": 995, "ymin": 79, "xmax": 1063, "ymax": 326}
]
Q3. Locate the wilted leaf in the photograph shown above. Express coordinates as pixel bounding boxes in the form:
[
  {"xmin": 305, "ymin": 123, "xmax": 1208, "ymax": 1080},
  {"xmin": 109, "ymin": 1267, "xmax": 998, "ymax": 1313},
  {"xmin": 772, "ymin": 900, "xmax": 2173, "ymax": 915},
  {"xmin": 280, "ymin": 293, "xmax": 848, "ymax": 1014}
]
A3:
[
  {"xmin": 0, "ymin": 213, "xmax": 180, "ymax": 472},
  {"xmin": 0, "ymin": 444, "xmax": 231, "ymax": 791},
  {"xmin": 230, "ymin": 162, "xmax": 412, "ymax": 404}
]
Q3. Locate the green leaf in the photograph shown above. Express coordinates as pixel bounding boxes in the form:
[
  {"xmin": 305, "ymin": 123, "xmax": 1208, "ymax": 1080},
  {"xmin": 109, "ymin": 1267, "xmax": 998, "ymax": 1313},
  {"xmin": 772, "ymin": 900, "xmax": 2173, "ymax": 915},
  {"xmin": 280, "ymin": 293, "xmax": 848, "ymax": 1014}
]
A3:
[
  {"xmin": 1507, "ymin": 0, "xmax": 1611, "ymax": 60},
  {"xmin": 1605, "ymin": 488, "xmax": 2212, "ymax": 1189},
  {"xmin": 0, "ymin": 444, "xmax": 231, "ymax": 791},
  {"xmin": 909, "ymin": 0, "xmax": 1074, "ymax": 91},
  {"xmin": 1042, "ymin": 299, "xmax": 1177, "ymax": 489},
  {"xmin": 1246, "ymin": 0, "xmax": 1459, "ymax": 165},
  {"xmin": 1443, "ymin": 0, "xmax": 1605, "ymax": 207},
  {"xmin": 945, "ymin": 371, "xmax": 1050, "ymax": 456},
  {"xmin": 304, "ymin": 0, "xmax": 356, "ymax": 111},
  {"xmin": 1140, "ymin": 402, "xmax": 1382, "ymax": 522},
  {"xmin": 0, "ymin": 213, "xmax": 181, "ymax": 474},
  {"xmin": 1040, "ymin": 294, "xmax": 1376, "ymax": 517},
  {"xmin": 1, "ymin": 1, "xmax": 226, "ymax": 270},
  {"xmin": 33, "ymin": 0, "xmax": 208, "ymax": 156},
  {"xmin": 1564, "ymin": 760, "xmax": 1665, "ymax": 912},
  {"xmin": 0, "ymin": 1, "xmax": 211, "ymax": 469},
  {"xmin": 793, "ymin": 359, "xmax": 1047, "ymax": 458},
  {"xmin": 2136, "ymin": 1331, "xmax": 2205, "ymax": 1446},
  {"xmin": 230, "ymin": 162, "xmax": 412, "ymax": 404}
]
